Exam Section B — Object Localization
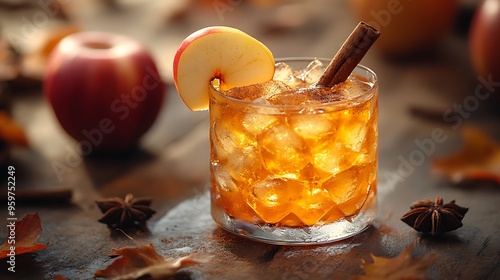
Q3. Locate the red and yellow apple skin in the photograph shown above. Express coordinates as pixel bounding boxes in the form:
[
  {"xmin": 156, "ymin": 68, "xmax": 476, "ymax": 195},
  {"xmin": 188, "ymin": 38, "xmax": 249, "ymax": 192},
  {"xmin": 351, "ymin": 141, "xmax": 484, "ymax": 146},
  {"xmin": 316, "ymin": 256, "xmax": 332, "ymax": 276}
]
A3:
[
  {"xmin": 469, "ymin": 0, "xmax": 500, "ymax": 83},
  {"xmin": 44, "ymin": 32, "xmax": 165, "ymax": 154},
  {"xmin": 173, "ymin": 26, "xmax": 275, "ymax": 111}
]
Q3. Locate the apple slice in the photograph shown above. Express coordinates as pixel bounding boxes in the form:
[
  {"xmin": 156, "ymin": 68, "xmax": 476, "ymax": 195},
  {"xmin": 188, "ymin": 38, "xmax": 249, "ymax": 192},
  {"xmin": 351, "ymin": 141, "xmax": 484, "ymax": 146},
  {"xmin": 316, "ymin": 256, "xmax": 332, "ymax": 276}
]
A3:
[{"xmin": 173, "ymin": 26, "xmax": 275, "ymax": 111}]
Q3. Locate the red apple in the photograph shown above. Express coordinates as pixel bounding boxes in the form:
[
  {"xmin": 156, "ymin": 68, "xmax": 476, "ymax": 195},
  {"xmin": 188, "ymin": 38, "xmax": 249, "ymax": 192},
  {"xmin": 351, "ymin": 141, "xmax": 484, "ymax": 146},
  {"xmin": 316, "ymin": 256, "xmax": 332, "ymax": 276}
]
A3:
[
  {"xmin": 349, "ymin": 0, "xmax": 459, "ymax": 57},
  {"xmin": 469, "ymin": 0, "xmax": 500, "ymax": 83},
  {"xmin": 44, "ymin": 32, "xmax": 165, "ymax": 154}
]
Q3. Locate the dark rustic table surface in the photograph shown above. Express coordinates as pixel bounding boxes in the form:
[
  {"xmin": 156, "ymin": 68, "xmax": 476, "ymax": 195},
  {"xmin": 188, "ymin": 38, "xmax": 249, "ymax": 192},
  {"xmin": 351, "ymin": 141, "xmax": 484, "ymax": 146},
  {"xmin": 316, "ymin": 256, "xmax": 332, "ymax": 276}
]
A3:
[{"xmin": 0, "ymin": 0, "xmax": 499, "ymax": 279}]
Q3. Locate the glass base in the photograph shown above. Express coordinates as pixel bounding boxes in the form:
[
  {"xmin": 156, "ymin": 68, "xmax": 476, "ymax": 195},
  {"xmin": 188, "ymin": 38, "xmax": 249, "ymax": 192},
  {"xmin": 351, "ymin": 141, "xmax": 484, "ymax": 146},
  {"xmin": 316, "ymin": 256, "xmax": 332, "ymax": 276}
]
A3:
[{"xmin": 211, "ymin": 203, "xmax": 377, "ymax": 245}]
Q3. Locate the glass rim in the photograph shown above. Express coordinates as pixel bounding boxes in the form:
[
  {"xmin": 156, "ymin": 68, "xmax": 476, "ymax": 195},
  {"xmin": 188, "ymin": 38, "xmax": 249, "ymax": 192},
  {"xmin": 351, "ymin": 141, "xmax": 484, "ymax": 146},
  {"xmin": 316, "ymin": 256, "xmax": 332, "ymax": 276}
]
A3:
[{"xmin": 210, "ymin": 57, "xmax": 378, "ymax": 113}]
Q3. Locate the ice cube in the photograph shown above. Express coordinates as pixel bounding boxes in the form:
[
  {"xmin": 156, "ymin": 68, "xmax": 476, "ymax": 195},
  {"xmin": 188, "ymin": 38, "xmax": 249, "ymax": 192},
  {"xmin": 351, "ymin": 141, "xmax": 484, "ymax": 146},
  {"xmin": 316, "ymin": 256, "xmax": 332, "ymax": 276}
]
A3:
[
  {"xmin": 312, "ymin": 141, "xmax": 344, "ymax": 175},
  {"xmin": 223, "ymin": 80, "xmax": 292, "ymax": 103},
  {"xmin": 251, "ymin": 97, "xmax": 268, "ymax": 105},
  {"xmin": 274, "ymin": 62, "xmax": 297, "ymax": 86},
  {"xmin": 267, "ymin": 87, "xmax": 342, "ymax": 106},
  {"xmin": 226, "ymin": 145, "xmax": 263, "ymax": 183},
  {"xmin": 212, "ymin": 166, "xmax": 239, "ymax": 193},
  {"xmin": 258, "ymin": 122, "xmax": 311, "ymax": 176},
  {"xmin": 266, "ymin": 89, "xmax": 315, "ymax": 106},
  {"xmin": 289, "ymin": 113, "xmax": 336, "ymax": 140},
  {"xmin": 248, "ymin": 177, "xmax": 305, "ymax": 223},
  {"xmin": 252, "ymin": 178, "xmax": 291, "ymax": 207},
  {"xmin": 212, "ymin": 120, "xmax": 250, "ymax": 159},
  {"xmin": 293, "ymin": 186, "xmax": 334, "ymax": 226},
  {"xmin": 339, "ymin": 76, "xmax": 373, "ymax": 99},
  {"xmin": 299, "ymin": 59, "xmax": 326, "ymax": 85},
  {"xmin": 327, "ymin": 164, "xmax": 374, "ymax": 216},
  {"xmin": 242, "ymin": 113, "xmax": 279, "ymax": 139},
  {"xmin": 261, "ymin": 80, "xmax": 293, "ymax": 99},
  {"xmin": 336, "ymin": 119, "xmax": 368, "ymax": 152},
  {"xmin": 322, "ymin": 165, "xmax": 361, "ymax": 204},
  {"xmin": 248, "ymin": 97, "xmax": 287, "ymax": 115}
]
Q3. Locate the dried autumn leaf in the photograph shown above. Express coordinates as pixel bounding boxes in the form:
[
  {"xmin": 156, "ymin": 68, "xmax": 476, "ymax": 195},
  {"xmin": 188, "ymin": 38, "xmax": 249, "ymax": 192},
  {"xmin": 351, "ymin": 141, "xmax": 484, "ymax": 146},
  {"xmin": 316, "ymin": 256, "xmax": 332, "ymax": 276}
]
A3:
[
  {"xmin": 21, "ymin": 25, "xmax": 79, "ymax": 81},
  {"xmin": 54, "ymin": 274, "xmax": 69, "ymax": 280},
  {"xmin": 431, "ymin": 126, "xmax": 500, "ymax": 184},
  {"xmin": 353, "ymin": 245, "xmax": 438, "ymax": 280},
  {"xmin": 0, "ymin": 36, "xmax": 19, "ymax": 81},
  {"xmin": 0, "ymin": 213, "xmax": 48, "ymax": 259},
  {"xmin": 94, "ymin": 243, "xmax": 212, "ymax": 280},
  {"xmin": 0, "ymin": 111, "xmax": 29, "ymax": 147}
]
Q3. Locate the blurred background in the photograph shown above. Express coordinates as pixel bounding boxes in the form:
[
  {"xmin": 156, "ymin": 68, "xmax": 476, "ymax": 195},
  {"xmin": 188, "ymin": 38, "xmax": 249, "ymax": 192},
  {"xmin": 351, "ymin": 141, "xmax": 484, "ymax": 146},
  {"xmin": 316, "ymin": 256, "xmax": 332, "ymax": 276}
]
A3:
[{"xmin": 0, "ymin": 0, "xmax": 497, "ymax": 206}]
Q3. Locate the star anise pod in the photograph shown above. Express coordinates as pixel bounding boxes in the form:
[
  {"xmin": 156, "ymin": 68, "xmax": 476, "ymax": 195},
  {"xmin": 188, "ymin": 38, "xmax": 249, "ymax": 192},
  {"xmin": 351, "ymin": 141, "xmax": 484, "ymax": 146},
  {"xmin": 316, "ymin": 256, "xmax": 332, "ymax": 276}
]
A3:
[
  {"xmin": 96, "ymin": 193, "xmax": 156, "ymax": 228},
  {"xmin": 401, "ymin": 197, "xmax": 468, "ymax": 236}
]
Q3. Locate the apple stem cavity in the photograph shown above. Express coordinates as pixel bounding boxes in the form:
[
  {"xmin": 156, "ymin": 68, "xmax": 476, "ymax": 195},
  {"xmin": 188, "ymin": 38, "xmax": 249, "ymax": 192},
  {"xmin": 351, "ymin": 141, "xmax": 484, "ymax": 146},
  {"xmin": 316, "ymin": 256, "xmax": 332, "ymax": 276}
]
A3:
[{"xmin": 83, "ymin": 42, "xmax": 113, "ymax": 50}]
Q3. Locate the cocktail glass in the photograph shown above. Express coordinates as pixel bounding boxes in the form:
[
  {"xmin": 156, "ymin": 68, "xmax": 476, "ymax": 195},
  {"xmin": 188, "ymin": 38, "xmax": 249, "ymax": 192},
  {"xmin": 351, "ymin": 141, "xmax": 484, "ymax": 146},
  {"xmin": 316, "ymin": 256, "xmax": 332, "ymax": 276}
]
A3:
[{"xmin": 209, "ymin": 58, "xmax": 378, "ymax": 245}]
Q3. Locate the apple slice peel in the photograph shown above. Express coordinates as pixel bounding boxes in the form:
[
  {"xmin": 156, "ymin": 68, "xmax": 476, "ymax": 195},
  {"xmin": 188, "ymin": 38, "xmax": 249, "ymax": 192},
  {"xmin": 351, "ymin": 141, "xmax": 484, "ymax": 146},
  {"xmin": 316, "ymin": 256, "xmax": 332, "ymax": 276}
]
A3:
[{"xmin": 173, "ymin": 26, "xmax": 275, "ymax": 111}]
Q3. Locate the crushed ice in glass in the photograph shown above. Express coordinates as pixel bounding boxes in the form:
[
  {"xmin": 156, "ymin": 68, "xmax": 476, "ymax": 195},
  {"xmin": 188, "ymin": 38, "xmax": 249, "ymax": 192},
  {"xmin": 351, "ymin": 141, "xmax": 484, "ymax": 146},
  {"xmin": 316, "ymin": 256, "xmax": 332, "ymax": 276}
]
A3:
[
  {"xmin": 222, "ymin": 59, "xmax": 372, "ymax": 106},
  {"xmin": 299, "ymin": 59, "xmax": 325, "ymax": 85}
]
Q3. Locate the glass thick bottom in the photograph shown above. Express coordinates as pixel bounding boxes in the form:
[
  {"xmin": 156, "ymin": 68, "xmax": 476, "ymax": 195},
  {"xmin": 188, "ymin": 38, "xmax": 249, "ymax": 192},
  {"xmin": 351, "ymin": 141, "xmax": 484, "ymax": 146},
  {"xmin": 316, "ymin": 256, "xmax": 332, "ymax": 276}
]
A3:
[{"xmin": 211, "ymin": 200, "xmax": 377, "ymax": 245}]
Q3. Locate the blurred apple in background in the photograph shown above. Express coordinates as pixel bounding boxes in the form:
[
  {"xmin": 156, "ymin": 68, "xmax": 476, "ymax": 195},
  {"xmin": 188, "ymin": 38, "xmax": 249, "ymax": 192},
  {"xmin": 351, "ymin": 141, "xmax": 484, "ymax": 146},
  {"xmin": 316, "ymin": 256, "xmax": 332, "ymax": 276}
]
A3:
[
  {"xmin": 469, "ymin": 0, "xmax": 500, "ymax": 82},
  {"xmin": 44, "ymin": 32, "xmax": 165, "ymax": 155},
  {"xmin": 349, "ymin": 0, "xmax": 459, "ymax": 57}
]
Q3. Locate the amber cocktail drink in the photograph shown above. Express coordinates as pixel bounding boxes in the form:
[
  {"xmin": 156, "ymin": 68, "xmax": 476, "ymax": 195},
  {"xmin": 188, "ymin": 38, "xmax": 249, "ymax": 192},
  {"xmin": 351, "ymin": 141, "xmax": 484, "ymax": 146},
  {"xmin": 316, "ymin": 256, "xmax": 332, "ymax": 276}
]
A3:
[{"xmin": 209, "ymin": 58, "xmax": 378, "ymax": 244}]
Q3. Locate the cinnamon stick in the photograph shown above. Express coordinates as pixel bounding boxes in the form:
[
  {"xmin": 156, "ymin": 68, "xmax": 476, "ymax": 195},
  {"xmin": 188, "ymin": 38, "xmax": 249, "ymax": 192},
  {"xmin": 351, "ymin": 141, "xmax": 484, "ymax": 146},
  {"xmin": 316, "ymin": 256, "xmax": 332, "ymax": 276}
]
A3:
[
  {"xmin": 317, "ymin": 22, "xmax": 380, "ymax": 87},
  {"xmin": 1, "ymin": 187, "xmax": 73, "ymax": 204}
]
